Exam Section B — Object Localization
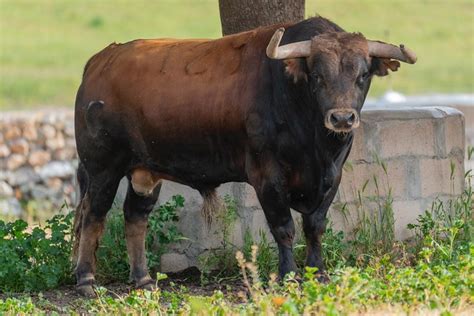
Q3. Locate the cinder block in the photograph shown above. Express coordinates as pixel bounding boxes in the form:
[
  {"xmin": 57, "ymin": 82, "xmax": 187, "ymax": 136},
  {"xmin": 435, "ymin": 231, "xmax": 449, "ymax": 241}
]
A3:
[
  {"xmin": 347, "ymin": 126, "xmax": 366, "ymax": 161},
  {"xmin": 444, "ymin": 115, "xmax": 465, "ymax": 156},
  {"xmin": 419, "ymin": 158, "xmax": 464, "ymax": 197},
  {"xmin": 378, "ymin": 119, "xmax": 436, "ymax": 158},
  {"xmin": 392, "ymin": 200, "xmax": 422, "ymax": 240},
  {"xmin": 339, "ymin": 159, "xmax": 407, "ymax": 202}
]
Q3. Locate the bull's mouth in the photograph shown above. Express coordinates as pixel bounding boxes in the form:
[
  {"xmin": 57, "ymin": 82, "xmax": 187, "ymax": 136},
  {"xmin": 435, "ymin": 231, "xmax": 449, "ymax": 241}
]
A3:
[{"xmin": 324, "ymin": 109, "xmax": 360, "ymax": 134}]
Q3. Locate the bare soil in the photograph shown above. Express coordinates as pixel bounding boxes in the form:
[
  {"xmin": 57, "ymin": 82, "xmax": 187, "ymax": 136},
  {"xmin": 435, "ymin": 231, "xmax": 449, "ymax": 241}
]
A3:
[{"xmin": 1, "ymin": 268, "xmax": 246, "ymax": 313}]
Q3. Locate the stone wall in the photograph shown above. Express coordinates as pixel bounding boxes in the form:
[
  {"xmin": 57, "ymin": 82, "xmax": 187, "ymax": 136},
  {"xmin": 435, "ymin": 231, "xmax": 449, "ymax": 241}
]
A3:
[
  {"xmin": 0, "ymin": 105, "xmax": 468, "ymax": 273},
  {"xmin": 0, "ymin": 110, "xmax": 77, "ymax": 218}
]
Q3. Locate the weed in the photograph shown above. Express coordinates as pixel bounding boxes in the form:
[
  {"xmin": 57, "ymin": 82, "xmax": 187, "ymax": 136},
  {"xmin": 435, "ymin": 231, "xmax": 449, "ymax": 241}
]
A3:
[
  {"xmin": 96, "ymin": 195, "xmax": 184, "ymax": 282},
  {"xmin": 0, "ymin": 209, "xmax": 74, "ymax": 292},
  {"xmin": 95, "ymin": 211, "xmax": 129, "ymax": 282},
  {"xmin": 408, "ymin": 166, "xmax": 473, "ymax": 265},
  {"xmin": 243, "ymin": 230, "xmax": 278, "ymax": 281},
  {"xmin": 146, "ymin": 195, "xmax": 184, "ymax": 274},
  {"xmin": 343, "ymin": 154, "xmax": 396, "ymax": 266}
]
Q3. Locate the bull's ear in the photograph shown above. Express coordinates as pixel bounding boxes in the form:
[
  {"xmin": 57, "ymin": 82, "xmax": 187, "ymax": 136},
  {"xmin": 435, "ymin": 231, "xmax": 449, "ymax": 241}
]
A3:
[
  {"xmin": 371, "ymin": 57, "xmax": 401, "ymax": 77},
  {"xmin": 284, "ymin": 58, "xmax": 308, "ymax": 83}
]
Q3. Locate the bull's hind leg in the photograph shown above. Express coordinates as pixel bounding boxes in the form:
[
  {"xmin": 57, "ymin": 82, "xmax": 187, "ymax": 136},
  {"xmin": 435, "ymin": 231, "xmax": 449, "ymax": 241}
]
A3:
[
  {"xmin": 75, "ymin": 169, "xmax": 123, "ymax": 297},
  {"xmin": 123, "ymin": 173, "xmax": 161, "ymax": 290}
]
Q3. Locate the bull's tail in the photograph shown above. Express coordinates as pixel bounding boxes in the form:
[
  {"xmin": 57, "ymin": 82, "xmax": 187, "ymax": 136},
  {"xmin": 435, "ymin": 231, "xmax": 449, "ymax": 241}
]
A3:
[
  {"xmin": 201, "ymin": 189, "xmax": 221, "ymax": 227},
  {"xmin": 72, "ymin": 161, "xmax": 89, "ymax": 267}
]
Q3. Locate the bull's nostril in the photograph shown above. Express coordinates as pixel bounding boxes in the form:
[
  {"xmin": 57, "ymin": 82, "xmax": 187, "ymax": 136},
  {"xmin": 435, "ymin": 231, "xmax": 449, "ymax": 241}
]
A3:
[
  {"xmin": 330, "ymin": 113, "xmax": 339, "ymax": 125},
  {"xmin": 347, "ymin": 113, "xmax": 356, "ymax": 124}
]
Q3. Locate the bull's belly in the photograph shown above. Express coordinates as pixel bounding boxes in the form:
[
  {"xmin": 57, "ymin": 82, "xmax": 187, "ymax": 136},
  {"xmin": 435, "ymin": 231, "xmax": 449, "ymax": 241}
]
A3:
[{"xmin": 130, "ymin": 142, "xmax": 247, "ymax": 189}]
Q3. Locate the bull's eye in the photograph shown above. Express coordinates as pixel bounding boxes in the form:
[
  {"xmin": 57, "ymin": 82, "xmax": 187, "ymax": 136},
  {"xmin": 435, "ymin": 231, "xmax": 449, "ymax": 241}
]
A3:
[
  {"xmin": 357, "ymin": 71, "xmax": 370, "ymax": 86},
  {"xmin": 312, "ymin": 73, "xmax": 323, "ymax": 85}
]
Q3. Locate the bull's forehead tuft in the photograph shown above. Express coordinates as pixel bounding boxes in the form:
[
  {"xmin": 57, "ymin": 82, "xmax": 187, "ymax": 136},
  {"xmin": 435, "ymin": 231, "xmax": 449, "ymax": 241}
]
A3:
[{"xmin": 310, "ymin": 32, "xmax": 368, "ymax": 56}]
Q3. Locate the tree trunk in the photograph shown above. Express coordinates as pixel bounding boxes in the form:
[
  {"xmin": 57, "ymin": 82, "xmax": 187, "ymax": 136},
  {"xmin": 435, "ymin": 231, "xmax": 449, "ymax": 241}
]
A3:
[{"xmin": 219, "ymin": 0, "xmax": 305, "ymax": 36}]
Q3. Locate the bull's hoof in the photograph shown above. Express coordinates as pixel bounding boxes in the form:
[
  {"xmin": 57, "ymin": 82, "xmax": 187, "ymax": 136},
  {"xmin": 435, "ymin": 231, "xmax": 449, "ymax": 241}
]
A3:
[
  {"xmin": 135, "ymin": 277, "xmax": 157, "ymax": 291},
  {"xmin": 76, "ymin": 284, "xmax": 96, "ymax": 298}
]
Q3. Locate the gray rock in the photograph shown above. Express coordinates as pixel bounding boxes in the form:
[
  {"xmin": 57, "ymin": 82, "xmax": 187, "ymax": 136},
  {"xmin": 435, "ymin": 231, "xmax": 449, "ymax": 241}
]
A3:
[
  {"xmin": 8, "ymin": 167, "xmax": 40, "ymax": 186},
  {"xmin": 38, "ymin": 161, "xmax": 75, "ymax": 179},
  {"xmin": 160, "ymin": 253, "xmax": 189, "ymax": 273},
  {"xmin": 0, "ymin": 170, "xmax": 8, "ymax": 181},
  {"xmin": 31, "ymin": 185, "xmax": 54, "ymax": 200},
  {"xmin": 0, "ymin": 198, "xmax": 23, "ymax": 216},
  {"xmin": 0, "ymin": 180, "xmax": 13, "ymax": 197}
]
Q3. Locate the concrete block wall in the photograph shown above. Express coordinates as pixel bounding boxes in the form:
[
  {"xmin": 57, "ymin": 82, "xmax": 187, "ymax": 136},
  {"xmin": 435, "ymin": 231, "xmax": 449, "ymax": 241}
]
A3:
[{"xmin": 332, "ymin": 106, "xmax": 465, "ymax": 241}]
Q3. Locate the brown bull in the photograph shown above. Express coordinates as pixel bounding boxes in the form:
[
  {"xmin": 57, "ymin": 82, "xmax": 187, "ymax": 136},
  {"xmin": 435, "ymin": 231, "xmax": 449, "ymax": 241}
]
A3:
[{"xmin": 73, "ymin": 16, "xmax": 416, "ymax": 296}]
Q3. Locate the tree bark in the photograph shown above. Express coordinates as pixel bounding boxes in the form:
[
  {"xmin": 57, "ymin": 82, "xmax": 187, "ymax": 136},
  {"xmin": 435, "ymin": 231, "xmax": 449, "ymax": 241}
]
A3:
[{"xmin": 218, "ymin": 0, "xmax": 305, "ymax": 36}]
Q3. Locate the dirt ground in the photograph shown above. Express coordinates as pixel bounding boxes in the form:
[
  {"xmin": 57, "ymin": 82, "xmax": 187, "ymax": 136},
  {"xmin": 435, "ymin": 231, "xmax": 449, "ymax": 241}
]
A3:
[{"xmin": 1, "ymin": 268, "xmax": 246, "ymax": 313}]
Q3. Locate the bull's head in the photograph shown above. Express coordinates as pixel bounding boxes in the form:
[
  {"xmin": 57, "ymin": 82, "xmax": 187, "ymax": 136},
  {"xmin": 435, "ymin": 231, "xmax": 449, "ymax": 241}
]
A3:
[{"xmin": 266, "ymin": 28, "xmax": 417, "ymax": 133}]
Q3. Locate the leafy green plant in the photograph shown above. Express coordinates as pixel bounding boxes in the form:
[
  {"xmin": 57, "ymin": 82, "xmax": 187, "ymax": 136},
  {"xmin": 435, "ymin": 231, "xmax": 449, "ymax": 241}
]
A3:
[
  {"xmin": 146, "ymin": 194, "xmax": 184, "ymax": 273},
  {"xmin": 95, "ymin": 211, "xmax": 129, "ymax": 282},
  {"xmin": 243, "ymin": 230, "xmax": 278, "ymax": 281},
  {"xmin": 96, "ymin": 195, "xmax": 184, "ymax": 282},
  {"xmin": 0, "ymin": 211, "xmax": 74, "ymax": 292},
  {"xmin": 408, "ymin": 166, "xmax": 473, "ymax": 265}
]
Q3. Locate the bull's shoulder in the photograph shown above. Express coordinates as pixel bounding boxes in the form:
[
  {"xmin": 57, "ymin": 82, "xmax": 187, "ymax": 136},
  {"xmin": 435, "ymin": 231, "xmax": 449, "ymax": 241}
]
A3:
[{"xmin": 82, "ymin": 42, "xmax": 122, "ymax": 78}]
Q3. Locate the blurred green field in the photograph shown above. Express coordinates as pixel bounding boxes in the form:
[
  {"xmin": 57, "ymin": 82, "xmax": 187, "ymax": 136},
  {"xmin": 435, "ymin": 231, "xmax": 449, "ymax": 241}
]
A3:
[{"xmin": 0, "ymin": 0, "xmax": 473, "ymax": 110}]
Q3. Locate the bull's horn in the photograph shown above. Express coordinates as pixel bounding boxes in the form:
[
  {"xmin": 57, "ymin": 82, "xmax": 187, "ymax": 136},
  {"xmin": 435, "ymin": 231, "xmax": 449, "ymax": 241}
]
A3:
[
  {"xmin": 367, "ymin": 40, "xmax": 417, "ymax": 64},
  {"xmin": 266, "ymin": 27, "xmax": 312, "ymax": 59}
]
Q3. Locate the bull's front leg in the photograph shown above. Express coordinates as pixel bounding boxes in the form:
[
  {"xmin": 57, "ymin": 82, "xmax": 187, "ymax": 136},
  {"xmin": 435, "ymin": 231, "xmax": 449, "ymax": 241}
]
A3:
[
  {"xmin": 302, "ymin": 186, "xmax": 339, "ymax": 282},
  {"xmin": 302, "ymin": 210, "xmax": 328, "ymax": 281},
  {"xmin": 255, "ymin": 181, "xmax": 297, "ymax": 279}
]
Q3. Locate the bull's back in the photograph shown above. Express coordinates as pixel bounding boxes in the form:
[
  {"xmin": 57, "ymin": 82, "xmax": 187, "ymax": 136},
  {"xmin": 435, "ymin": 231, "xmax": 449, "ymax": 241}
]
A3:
[{"xmin": 81, "ymin": 31, "xmax": 269, "ymax": 135}]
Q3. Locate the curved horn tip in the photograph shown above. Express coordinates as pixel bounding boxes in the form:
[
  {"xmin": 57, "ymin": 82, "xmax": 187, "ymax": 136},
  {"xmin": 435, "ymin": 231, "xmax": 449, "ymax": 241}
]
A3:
[
  {"xmin": 400, "ymin": 44, "xmax": 417, "ymax": 64},
  {"xmin": 266, "ymin": 27, "xmax": 286, "ymax": 59}
]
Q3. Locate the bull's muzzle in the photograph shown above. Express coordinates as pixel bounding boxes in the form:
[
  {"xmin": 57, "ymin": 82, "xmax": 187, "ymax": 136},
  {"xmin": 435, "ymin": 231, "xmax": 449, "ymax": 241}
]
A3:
[{"xmin": 325, "ymin": 109, "xmax": 360, "ymax": 133}]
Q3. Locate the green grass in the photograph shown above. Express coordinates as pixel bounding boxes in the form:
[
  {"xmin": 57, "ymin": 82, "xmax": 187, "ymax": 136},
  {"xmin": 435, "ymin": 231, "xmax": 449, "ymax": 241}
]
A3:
[{"xmin": 0, "ymin": 0, "xmax": 472, "ymax": 110}]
